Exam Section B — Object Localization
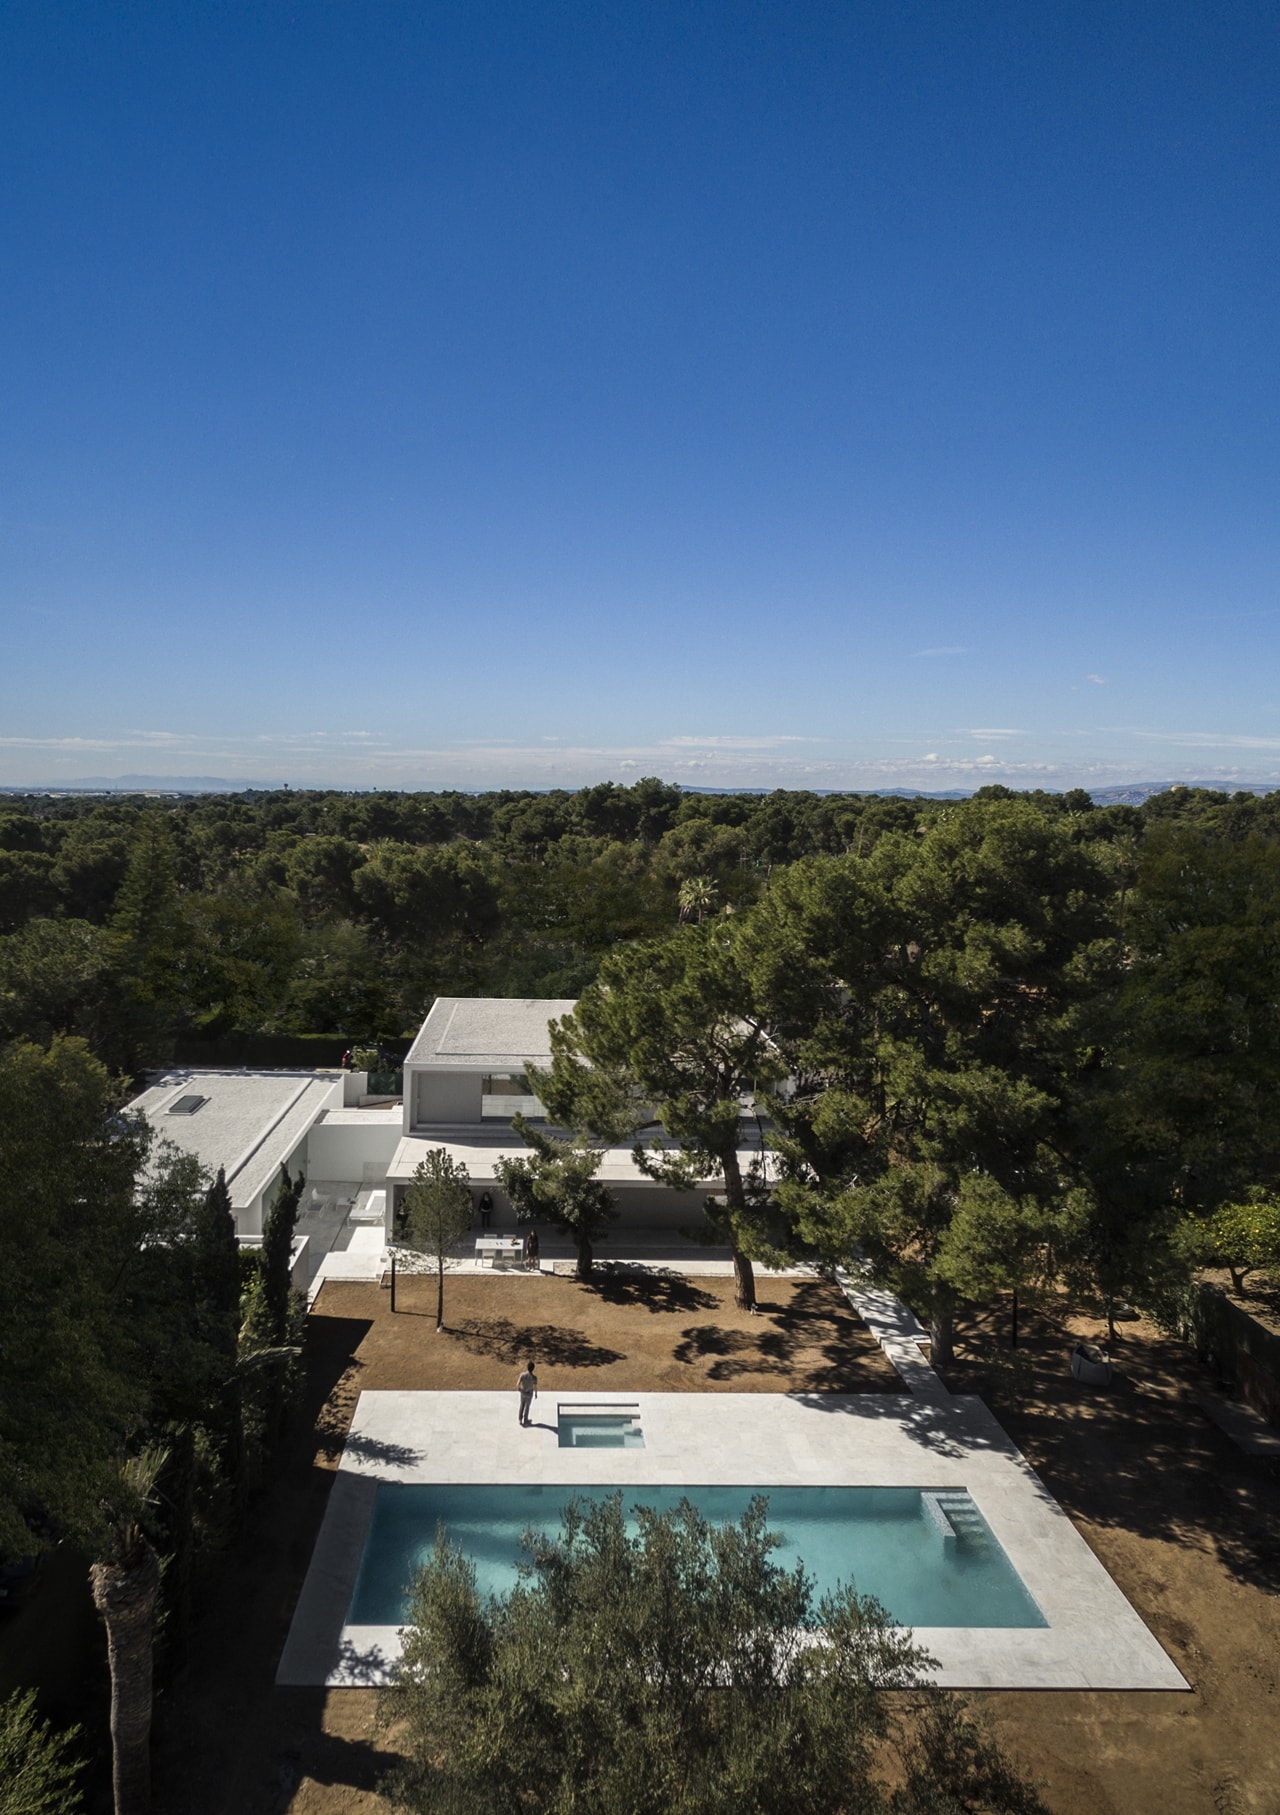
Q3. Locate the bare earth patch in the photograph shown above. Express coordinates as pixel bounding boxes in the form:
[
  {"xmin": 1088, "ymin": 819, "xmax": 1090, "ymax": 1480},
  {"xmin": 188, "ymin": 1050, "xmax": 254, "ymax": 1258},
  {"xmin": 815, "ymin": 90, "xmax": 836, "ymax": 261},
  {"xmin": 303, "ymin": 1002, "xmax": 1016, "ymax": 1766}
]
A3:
[
  {"xmin": 149, "ymin": 1276, "xmax": 1280, "ymax": 1815},
  {"xmin": 322, "ymin": 1270, "xmax": 903, "ymax": 1395}
]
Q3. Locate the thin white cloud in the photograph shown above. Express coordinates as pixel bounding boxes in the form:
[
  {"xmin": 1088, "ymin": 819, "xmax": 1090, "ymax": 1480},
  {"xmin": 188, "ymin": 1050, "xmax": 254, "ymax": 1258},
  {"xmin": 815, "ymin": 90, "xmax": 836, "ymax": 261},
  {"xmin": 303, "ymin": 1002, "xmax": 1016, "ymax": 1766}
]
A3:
[
  {"xmin": 915, "ymin": 646, "xmax": 968, "ymax": 658},
  {"xmin": 1134, "ymin": 730, "xmax": 1280, "ymax": 751},
  {"xmin": 5, "ymin": 730, "xmax": 1280, "ymax": 792},
  {"xmin": 966, "ymin": 728, "xmax": 1024, "ymax": 739},
  {"xmin": 660, "ymin": 734, "xmax": 815, "ymax": 750},
  {"xmin": 1086, "ymin": 674, "xmax": 1107, "ymax": 686}
]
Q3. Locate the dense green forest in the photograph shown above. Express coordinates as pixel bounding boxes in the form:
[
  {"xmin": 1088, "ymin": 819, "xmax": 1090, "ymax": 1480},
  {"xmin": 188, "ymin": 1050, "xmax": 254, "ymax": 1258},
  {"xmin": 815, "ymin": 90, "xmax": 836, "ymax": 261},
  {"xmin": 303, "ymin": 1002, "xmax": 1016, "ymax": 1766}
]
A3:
[
  {"xmin": 5, "ymin": 773, "xmax": 1280, "ymax": 1331},
  {"xmin": 4, "ymin": 776, "xmax": 1280, "ymax": 1071},
  {"xmin": 0, "ymin": 778, "xmax": 944, "ymax": 1061}
]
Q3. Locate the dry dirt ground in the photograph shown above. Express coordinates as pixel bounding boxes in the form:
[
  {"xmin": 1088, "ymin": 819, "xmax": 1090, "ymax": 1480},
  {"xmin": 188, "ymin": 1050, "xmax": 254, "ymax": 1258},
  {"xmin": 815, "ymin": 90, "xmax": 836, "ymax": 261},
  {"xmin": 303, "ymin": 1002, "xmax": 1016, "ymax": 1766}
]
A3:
[{"xmin": 149, "ymin": 1274, "xmax": 1280, "ymax": 1815}]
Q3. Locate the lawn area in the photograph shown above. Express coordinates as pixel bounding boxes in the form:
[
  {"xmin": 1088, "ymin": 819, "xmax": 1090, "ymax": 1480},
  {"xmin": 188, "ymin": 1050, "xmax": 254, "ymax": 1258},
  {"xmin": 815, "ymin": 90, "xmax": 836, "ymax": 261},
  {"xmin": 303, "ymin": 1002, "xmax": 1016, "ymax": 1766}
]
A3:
[{"xmin": 148, "ymin": 1273, "xmax": 1280, "ymax": 1815}]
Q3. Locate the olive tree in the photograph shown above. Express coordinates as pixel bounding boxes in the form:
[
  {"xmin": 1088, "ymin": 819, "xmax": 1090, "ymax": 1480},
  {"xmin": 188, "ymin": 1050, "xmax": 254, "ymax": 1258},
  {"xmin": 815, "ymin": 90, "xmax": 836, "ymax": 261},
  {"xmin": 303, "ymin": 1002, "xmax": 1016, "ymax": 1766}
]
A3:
[{"xmin": 380, "ymin": 1492, "xmax": 1049, "ymax": 1815}]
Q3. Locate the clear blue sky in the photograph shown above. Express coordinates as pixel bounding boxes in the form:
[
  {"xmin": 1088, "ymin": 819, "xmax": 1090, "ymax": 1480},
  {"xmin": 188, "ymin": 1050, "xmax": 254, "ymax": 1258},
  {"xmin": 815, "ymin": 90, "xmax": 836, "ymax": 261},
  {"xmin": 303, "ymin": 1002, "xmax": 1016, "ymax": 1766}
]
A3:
[{"xmin": 2, "ymin": 1, "xmax": 1278, "ymax": 791}]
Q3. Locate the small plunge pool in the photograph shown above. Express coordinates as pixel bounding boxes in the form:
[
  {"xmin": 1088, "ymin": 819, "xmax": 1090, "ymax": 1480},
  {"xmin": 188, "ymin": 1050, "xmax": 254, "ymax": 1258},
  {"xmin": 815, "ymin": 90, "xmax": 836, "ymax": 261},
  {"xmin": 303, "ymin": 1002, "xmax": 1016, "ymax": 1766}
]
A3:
[{"xmin": 558, "ymin": 1404, "xmax": 644, "ymax": 1448}]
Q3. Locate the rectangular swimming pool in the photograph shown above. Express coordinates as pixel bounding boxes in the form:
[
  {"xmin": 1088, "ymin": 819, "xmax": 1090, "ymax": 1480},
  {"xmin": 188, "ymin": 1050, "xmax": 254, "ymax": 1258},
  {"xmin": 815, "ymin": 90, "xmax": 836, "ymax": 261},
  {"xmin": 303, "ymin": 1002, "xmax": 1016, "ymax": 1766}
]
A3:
[{"xmin": 347, "ymin": 1484, "xmax": 1046, "ymax": 1629}]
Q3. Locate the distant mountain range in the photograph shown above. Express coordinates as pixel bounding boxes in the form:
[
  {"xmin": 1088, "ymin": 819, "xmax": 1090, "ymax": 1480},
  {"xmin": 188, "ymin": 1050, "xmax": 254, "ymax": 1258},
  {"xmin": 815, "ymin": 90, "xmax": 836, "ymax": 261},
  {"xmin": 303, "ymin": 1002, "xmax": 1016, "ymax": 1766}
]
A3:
[{"xmin": 4, "ymin": 775, "xmax": 1280, "ymax": 804}]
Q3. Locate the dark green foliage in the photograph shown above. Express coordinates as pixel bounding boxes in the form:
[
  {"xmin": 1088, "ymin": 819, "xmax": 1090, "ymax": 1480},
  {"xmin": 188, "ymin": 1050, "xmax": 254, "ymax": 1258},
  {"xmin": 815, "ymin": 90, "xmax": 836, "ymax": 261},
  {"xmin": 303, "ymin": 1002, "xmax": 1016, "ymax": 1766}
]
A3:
[
  {"xmin": 536, "ymin": 924, "xmax": 788, "ymax": 1306},
  {"xmin": 193, "ymin": 1168, "xmax": 241, "ymax": 1368},
  {"xmin": 152, "ymin": 1423, "xmax": 197, "ymax": 1680},
  {"xmin": 259, "ymin": 1164, "xmax": 305, "ymax": 1345},
  {"xmin": 0, "ymin": 1689, "xmax": 84, "ymax": 1814},
  {"xmin": 236, "ymin": 1166, "xmax": 307, "ymax": 1487},
  {"xmin": 0, "ymin": 1038, "xmax": 150, "ymax": 1555},
  {"xmin": 380, "ymin": 1492, "xmax": 1047, "ymax": 1815},
  {"xmin": 0, "ymin": 918, "xmax": 115, "ymax": 1049},
  {"xmin": 494, "ymin": 1117, "xmax": 618, "ymax": 1280}
]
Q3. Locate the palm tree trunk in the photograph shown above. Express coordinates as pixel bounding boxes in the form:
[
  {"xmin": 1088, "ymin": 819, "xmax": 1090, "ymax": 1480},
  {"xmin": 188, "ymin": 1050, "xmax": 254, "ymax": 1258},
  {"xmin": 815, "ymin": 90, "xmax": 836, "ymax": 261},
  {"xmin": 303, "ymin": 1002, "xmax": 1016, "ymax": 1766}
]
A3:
[
  {"xmin": 436, "ymin": 1255, "xmax": 445, "ymax": 1330},
  {"xmin": 90, "ymin": 1541, "xmax": 160, "ymax": 1815}
]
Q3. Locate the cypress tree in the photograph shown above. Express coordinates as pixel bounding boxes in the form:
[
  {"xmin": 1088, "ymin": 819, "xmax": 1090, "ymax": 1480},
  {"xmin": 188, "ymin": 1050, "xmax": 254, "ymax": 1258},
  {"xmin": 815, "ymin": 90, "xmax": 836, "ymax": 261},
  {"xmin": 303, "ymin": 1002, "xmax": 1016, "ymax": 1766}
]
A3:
[
  {"xmin": 260, "ymin": 1163, "xmax": 304, "ymax": 1344},
  {"xmin": 193, "ymin": 1167, "xmax": 245, "ymax": 1522}
]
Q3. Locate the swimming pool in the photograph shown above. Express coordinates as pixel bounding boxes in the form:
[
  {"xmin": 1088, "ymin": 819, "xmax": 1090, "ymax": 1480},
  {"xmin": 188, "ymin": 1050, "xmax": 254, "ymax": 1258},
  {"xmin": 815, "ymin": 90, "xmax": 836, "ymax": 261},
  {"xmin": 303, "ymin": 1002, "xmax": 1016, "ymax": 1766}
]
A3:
[
  {"xmin": 558, "ymin": 1405, "xmax": 644, "ymax": 1448},
  {"xmin": 346, "ymin": 1483, "xmax": 1046, "ymax": 1629}
]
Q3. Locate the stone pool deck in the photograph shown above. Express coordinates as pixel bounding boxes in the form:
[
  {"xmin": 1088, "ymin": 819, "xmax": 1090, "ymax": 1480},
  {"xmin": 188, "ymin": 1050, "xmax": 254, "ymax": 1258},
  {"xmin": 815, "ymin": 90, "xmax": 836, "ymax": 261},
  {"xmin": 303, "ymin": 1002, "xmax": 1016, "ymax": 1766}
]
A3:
[{"xmin": 278, "ymin": 1387, "xmax": 1189, "ymax": 1694}]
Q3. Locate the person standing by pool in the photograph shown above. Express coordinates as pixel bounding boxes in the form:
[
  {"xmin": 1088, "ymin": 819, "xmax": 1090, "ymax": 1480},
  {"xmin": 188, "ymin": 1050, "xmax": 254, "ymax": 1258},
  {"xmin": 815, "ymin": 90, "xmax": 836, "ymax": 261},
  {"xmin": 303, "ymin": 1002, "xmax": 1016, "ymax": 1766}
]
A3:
[
  {"xmin": 517, "ymin": 1359, "xmax": 538, "ymax": 1426},
  {"xmin": 525, "ymin": 1227, "xmax": 540, "ymax": 1271},
  {"xmin": 478, "ymin": 1190, "xmax": 493, "ymax": 1228}
]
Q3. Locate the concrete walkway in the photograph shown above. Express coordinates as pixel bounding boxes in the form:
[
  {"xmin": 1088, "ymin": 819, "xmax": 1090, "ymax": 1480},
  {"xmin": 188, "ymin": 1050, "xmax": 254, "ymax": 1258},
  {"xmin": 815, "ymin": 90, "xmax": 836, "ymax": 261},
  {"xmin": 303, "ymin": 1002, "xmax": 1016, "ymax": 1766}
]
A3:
[{"xmin": 836, "ymin": 1270, "xmax": 953, "ymax": 1406}]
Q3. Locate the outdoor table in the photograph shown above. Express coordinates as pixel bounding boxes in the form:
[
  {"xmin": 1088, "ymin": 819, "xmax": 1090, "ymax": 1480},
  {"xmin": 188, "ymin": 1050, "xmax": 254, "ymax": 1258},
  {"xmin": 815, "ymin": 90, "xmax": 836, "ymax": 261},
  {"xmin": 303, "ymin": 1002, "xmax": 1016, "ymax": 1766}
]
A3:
[{"xmin": 475, "ymin": 1235, "xmax": 525, "ymax": 1268}]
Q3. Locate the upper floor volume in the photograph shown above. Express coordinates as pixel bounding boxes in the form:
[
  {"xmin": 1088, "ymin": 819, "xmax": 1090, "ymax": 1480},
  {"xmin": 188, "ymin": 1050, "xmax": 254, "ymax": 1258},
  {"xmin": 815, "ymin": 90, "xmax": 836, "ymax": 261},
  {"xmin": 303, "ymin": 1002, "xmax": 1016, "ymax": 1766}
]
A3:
[{"xmin": 402, "ymin": 996, "xmax": 577, "ymax": 1130}]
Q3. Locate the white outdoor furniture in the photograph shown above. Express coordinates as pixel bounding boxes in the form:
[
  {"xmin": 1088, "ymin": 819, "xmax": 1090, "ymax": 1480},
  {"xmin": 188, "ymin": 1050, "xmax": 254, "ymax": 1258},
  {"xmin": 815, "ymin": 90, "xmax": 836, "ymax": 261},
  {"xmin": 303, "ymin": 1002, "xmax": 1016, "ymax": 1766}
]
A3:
[
  {"xmin": 1070, "ymin": 1341, "xmax": 1112, "ymax": 1386},
  {"xmin": 475, "ymin": 1235, "xmax": 525, "ymax": 1268}
]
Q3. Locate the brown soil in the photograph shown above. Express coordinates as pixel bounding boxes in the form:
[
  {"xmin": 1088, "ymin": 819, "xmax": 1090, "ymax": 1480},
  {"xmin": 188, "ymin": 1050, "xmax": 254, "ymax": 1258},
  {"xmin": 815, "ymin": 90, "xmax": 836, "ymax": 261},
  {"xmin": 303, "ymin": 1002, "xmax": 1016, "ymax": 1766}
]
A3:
[
  {"xmin": 941, "ymin": 1300, "xmax": 1280, "ymax": 1815},
  {"xmin": 328, "ymin": 1268, "xmax": 903, "ymax": 1394},
  {"xmin": 148, "ymin": 1276, "xmax": 1280, "ymax": 1815}
]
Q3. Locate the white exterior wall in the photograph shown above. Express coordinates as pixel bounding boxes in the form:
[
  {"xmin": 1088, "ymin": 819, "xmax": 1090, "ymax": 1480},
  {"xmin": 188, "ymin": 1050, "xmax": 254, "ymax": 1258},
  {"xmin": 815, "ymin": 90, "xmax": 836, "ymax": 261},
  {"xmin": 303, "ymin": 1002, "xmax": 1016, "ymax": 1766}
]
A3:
[
  {"xmin": 235, "ymin": 1127, "xmax": 314, "ymax": 1238},
  {"xmin": 410, "ymin": 1069, "xmax": 482, "ymax": 1126},
  {"xmin": 306, "ymin": 1116, "xmax": 402, "ymax": 1182},
  {"xmin": 236, "ymin": 1188, "xmax": 267, "ymax": 1240}
]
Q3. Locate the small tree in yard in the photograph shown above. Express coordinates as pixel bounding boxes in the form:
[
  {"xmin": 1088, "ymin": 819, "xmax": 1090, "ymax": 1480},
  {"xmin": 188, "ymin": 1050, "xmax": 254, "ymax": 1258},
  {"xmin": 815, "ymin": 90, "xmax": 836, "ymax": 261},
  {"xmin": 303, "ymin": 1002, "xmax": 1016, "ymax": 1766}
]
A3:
[
  {"xmin": 494, "ymin": 1114, "xmax": 617, "ymax": 1280},
  {"xmin": 1180, "ymin": 1190, "xmax": 1280, "ymax": 1294},
  {"xmin": 379, "ymin": 1492, "xmax": 1050, "ymax": 1815},
  {"xmin": 400, "ymin": 1149, "xmax": 473, "ymax": 1329}
]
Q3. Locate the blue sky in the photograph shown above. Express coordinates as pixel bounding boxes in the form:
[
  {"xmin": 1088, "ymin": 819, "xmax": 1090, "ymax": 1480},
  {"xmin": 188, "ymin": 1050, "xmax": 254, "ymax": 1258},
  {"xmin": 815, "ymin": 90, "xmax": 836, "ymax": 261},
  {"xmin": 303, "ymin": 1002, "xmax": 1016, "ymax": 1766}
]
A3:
[{"xmin": 2, "ymin": 1, "xmax": 1278, "ymax": 791}]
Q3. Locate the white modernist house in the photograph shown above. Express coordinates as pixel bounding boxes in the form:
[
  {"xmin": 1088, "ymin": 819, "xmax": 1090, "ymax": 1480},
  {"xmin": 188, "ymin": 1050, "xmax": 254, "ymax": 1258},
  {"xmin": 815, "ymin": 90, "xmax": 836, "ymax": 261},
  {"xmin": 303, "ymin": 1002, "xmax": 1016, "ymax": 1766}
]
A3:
[
  {"xmin": 129, "ymin": 1065, "xmax": 404, "ymax": 1246},
  {"xmin": 385, "ymin": 995, "xmax": 751, "ymax": 1231},
  {"xmin": 131, "ymin": 997, "xmax": 766, "ymax": 1256}
]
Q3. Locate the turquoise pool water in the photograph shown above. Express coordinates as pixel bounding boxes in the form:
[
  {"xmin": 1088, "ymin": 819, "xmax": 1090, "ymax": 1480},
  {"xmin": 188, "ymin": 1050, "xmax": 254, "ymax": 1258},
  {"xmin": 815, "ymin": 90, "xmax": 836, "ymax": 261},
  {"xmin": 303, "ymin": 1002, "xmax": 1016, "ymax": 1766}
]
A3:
[
  {"xmin": 558, "ymin": 1412, "xmax": 644, "ymax": 1448},
  {"xmin": 346, "ymin": 1484, "xmax": 1046, "ymax": 1629}
]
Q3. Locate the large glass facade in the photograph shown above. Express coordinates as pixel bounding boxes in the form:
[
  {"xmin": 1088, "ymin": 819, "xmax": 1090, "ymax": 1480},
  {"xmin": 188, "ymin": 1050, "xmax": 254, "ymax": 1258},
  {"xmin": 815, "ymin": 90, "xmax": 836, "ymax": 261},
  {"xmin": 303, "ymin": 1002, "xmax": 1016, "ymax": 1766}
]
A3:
[{"xmin": 480, "ymin": 1074, "xmax": 546, "ymax": 1119}]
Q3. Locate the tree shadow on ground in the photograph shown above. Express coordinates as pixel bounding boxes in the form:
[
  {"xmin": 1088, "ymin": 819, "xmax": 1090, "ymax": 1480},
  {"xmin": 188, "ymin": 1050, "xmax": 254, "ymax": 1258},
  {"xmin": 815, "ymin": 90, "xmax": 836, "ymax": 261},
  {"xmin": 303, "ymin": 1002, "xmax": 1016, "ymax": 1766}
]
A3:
[
  {"xmin": 339, "ymin": 1432, "xmax": 423, "ymax": 1470},
  {"xmin": 673, "ymin": 1287, "xmax": 906, "ymax": 1390},
  {"xmin": 594, "ymin": 1267, "xmax": 719, "ymax": 1315},
  {"xmin": 942, "ymin": 1297, "xmax": 1280, "ymax": 1598},
  {"xmin": 263, "ymin": 1692, "xmax": 390, "ymax": 1811},
  {"xmin": 446, "ymin": 1316, "xmax": 626, "ymax": 1369},
  {"xmin": 305, "ymin": 1314, "xmax": 376, "ymax": 1465}
]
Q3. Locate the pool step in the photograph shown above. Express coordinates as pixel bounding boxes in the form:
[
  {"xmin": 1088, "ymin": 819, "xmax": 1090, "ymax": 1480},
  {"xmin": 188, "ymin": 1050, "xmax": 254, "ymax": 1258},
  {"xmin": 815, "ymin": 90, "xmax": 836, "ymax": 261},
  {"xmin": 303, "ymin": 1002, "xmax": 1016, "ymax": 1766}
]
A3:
[{"xmin": 922, "ymin": 1491, "xmax": 992, "ymax": 1547}]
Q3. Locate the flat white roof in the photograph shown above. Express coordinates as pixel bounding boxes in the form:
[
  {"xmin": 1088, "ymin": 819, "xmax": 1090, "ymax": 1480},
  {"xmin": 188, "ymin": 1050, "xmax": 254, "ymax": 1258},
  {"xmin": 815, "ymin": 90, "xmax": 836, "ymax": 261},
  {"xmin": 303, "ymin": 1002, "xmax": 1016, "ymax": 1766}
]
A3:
[
  {"xmin": 385, "ymin": 1130, "xmax": 772, "ymax": 1187},
  {"xmin": 131, "ymin": 1069, "xmax": 340, "ymax": 1210},
  {"xmin": 405, "ymin": 998, "xmax": 578, "ymax": 1071}
]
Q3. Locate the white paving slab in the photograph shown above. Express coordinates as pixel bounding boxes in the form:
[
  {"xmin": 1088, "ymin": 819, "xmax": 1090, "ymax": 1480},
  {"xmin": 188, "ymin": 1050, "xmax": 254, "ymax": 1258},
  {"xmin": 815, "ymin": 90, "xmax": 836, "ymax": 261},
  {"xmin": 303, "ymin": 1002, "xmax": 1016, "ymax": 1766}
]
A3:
[{"xmin": 278, "ymin": 1389, "xmax": 1188, "ymax": 1694}]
